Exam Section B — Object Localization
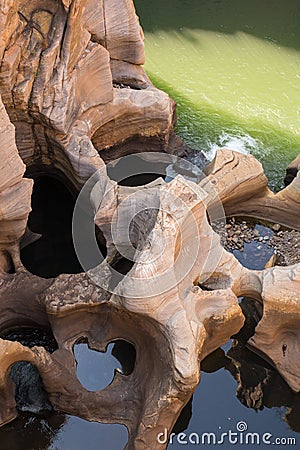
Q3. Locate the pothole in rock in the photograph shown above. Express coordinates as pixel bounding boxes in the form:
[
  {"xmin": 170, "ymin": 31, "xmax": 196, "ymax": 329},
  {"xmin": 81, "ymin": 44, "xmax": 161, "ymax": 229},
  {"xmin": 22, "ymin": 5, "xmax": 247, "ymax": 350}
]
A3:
[
  {"xmin": 106, "ymin": 154, "xmax": 168, "ymax": 186},
  {"xmin": 194, "ymin": 272, "xmax": 231, "ymax": 291},
  {"xmin": 1, "ymin": 327, "xmax": 58, "ymax": 414},
  {"xmin": 20, "ymin": 176, "xmax": 83, "ymax": 278},
  {"xmin": 213, "ymin": 217, "xmax": 278, "ymax": 268},
  {"xmin": 74, "ymin": 340, "xmax": 136, "ymax": 392}
]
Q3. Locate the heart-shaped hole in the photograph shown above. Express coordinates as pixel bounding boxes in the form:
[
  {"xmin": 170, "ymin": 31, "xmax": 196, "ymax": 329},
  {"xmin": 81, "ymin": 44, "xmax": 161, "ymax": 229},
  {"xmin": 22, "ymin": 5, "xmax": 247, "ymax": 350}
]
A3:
[{"xmin": 74, "ymin": 340, "xmax": 136, "ymax": 392}]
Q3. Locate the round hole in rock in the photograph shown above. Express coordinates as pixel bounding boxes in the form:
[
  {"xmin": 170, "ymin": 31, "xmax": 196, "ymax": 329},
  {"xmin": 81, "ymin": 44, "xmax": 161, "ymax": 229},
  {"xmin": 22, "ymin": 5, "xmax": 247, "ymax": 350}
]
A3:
[
  {"xmin": 74, "ymin": 340, "xmax": 136, "ymax": 391},
  {"xmin": 20, "ymin": 176, "xmax": 85, "ymax": 278},
  {"xmin": 106, "ymin": 154, "xmax": 167, "ymax": 186}
]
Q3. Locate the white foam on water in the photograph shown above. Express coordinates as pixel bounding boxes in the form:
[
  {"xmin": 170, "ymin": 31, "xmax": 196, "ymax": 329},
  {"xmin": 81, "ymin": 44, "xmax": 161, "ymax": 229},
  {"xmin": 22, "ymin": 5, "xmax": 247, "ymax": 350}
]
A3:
[{"xmin": 205, "ymin": 131, "xmax": 260, "ymax": 161}]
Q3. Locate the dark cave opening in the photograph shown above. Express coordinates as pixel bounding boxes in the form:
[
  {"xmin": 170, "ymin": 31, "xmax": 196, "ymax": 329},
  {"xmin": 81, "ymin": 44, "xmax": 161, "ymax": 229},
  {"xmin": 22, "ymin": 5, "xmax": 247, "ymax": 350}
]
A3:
[
  {"xmin": 106, "ymin": 154, "xmax": 168, "ymax": 186},
  {"xmin": 20, "ymin": 176, "xmax": 84, "ymax": 278}
]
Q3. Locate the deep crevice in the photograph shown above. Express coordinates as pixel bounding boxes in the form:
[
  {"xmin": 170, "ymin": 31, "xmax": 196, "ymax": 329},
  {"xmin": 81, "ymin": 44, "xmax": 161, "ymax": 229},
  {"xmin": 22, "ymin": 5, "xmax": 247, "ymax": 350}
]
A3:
[
  {"xmin": 0, "ymin": 250, "xmax": 15, "ymax": 274},
  {"xmin": 113, "ymin": 81, "xmax": 144, "ymax": 90},
  {"xmin": 20, "ymin": 176, "xmax": 84, "ymax": 278},
  {"xmin": 106, "ymin": 155, "xmax": 167, "ymax": 186}
]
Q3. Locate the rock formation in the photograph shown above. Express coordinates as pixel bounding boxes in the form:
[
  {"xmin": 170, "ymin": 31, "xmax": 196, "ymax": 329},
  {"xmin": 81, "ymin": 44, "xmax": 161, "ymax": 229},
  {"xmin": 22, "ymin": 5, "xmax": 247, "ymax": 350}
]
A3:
[
  {"xmin": 0, "ymin": 1, "xmax": 300, "ymax": 449},
  {"xmin": 0, "ymin": 0, "xmax": 182, "ymax": 193},
  {"xmin": 248, "ymin": 265, "xmax": 300, "ymax": 392},
  {"xmin": 204, "ymin": 149, "xmax": 300, "ymax": 230},
  {"xmin": 285, "ymin": 153, "xmax": 300, "ymax": 186},
  {"xmin": 0, "ymin": 96, "xmax": 32, "ymax": 273}
]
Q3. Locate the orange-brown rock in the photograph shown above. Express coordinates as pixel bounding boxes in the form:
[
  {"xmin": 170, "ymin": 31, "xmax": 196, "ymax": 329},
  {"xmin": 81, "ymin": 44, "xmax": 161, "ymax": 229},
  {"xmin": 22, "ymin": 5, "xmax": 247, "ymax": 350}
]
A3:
[
  {"xmin": 0, "ymin": 0, "xmax": 177, "ymax": 192},
  {"xmin": 248, "ymin": 264, "xmax": 300, "ymax": 392},
  {"xmin": 0, "ymin": 0, "xmax": 300, "ymax": 448},
  {"xmin": 0, "ymin": 95, "xmax": 32, "ymax": 272},
  {"xmin": 203, "ymin": 149, "xmax": 300, "ymax": 230},
  {"xmin": 285, "ymin": 153, "xmax": 300, "ymax": 186}
]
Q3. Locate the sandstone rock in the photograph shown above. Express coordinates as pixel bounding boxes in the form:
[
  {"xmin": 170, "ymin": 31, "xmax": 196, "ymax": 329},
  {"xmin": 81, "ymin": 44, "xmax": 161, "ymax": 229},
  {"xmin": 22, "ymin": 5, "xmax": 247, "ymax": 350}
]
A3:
[
  {"xmin": 0, "ymin": 96, "xmax": 32, "ymax": 272},
  {"xmin": 204, "ymin": 149, "xmax": 300, "ymax": 230},
  {"xmin": 0, "ymin": 0, "xmax": 300, "ymax": 448},
  {"xmin": 0, "ymin": 0, "xmax": 176, "ymax": 191}
]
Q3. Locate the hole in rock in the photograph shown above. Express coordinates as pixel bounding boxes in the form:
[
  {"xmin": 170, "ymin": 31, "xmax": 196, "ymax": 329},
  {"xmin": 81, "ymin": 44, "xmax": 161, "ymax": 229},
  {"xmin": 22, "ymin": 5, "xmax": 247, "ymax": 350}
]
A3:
[
  {"xmin": 107, "ymin": 154, "xmax": 167, "ymax": 186},
  {"xmin": 231, "ymin": 223, "xmax": 275, "ymax": 270},
  {"xmin": 213, "ymin": 217, "xmax": 277, "ymax": 269},
  {"xmin": 107, "ymin": 256, "xmax": 135, "ymax": 291},
  {"xmin": 1, "ymin": 327, "xmax": 58, "ymax": 352},
  {"xmin": 284, "ymin": 167, "xmax": 298, "ymax": 186},
  {"xmin": 1, "ymin": 327, "xmax": 58, "ymax": 414},
  {"xmin": 74, "ymin": 339, "xmax": 136, "ymax": 391},
  {"xmin": 0, "ymin": 331, "xmax": 129, "ymax": 449},
  {"xmin": 0, "ymin": 250, "xmax": 15, "ymax": 274},
  {"xmin": 113, "ymin": 81, "xmax": 144, "ymax": 90},
  {"xmin": 233, "ymin": 297, "xmax": 263, "ymax": 343},
  {"xmin": 195, "ymin": 273, "xmax": 231, "ymax": 291},
  {"xmin": 111, "ymin": 256, "xmax": 135, "ymax": 276},
  {"xmin": 20, "ymin": 176, "xmax": 84, "ymax": 278},
  {"xmin": 197, "ymin": 284, "xmax": 214, "ymax": 292}
]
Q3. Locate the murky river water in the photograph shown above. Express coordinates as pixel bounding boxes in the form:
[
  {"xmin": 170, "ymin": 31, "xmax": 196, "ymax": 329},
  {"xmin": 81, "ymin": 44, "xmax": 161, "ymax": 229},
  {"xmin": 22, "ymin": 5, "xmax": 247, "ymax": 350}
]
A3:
[{"xmin": 135, "ymin": 0, "xmax": 300, "ymax": 190}]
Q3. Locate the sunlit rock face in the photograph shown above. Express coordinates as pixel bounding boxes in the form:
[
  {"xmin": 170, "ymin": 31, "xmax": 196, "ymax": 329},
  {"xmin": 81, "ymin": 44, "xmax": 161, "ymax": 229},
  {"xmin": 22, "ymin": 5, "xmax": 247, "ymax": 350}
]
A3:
[
  {"xmin": 0, "ymin": 0, "xmax": 178, "ymax": 189},
  {"xmin": 0, "ymin": 96, "xmax": 32, "ymax": 270}
]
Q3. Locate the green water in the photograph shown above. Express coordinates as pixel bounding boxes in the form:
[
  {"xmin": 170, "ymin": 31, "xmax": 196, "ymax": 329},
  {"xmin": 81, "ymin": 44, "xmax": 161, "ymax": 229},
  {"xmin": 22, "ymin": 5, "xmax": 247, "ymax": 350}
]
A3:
[{"xmin": 134, "ymin": 0, "xmax": 300, "ymax": 189}]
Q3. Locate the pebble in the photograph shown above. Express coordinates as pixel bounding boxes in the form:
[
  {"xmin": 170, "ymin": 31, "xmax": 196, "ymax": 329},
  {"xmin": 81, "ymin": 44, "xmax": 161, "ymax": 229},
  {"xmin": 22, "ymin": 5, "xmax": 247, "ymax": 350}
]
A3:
[
  {"xmin": 272, "ymin": 224, "xmax": 281, "ymax": 231},
  {"xmin": 213, "ymin": 217, "xmax": 300, "ymax": 266}
]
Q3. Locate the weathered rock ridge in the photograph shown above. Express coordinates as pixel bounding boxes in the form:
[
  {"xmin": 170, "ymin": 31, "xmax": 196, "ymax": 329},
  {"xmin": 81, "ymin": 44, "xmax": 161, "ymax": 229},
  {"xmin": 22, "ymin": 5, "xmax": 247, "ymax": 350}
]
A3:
[{"xmin": 0, "ymin": 0, "xmax": 180, "ymax": 189}]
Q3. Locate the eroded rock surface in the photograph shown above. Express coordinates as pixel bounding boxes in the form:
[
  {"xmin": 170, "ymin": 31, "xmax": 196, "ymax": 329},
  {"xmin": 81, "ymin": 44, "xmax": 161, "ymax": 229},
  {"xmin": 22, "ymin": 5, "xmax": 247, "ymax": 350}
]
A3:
[
  {"xmin": 0, "ymin": 96, "xmax": 32, "ymax": 272},
  {"xmin": 0, "ymin": 0, "xmax": 180, "ymax": 191}
]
